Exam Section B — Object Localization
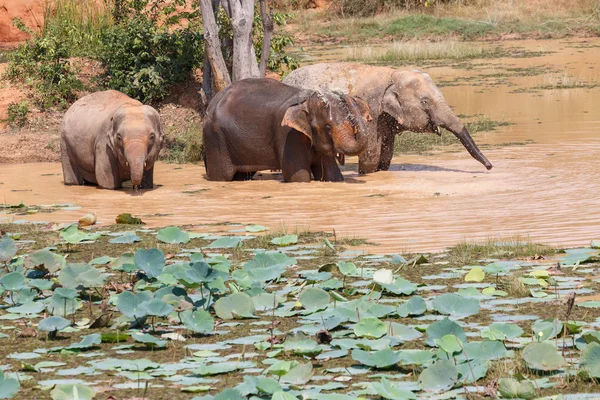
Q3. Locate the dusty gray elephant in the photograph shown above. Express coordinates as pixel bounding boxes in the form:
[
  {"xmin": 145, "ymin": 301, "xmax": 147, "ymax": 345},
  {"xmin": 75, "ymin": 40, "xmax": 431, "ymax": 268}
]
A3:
[
  {"xmin": 283, "ymin": 63, "xmax": 493, "ymax": 173},
  {"xmin": 60, "ymin": 90, "xmax": 164, "ymax": 190},
  {"xmin": 202, "ymin": 78, "xmax": 371, "ymax": 182}
]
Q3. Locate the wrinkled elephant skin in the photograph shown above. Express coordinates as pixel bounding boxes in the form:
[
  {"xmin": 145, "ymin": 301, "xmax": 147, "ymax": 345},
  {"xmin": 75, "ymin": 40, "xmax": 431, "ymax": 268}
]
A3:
[
  {"xmin": 202, "ymin": 78, "xmax": 371, "ymax": 183},
  {"xmin": 284, "ymin": 62, "xmax": 493, "ymax": 173},
  {"xmin": 60, "ymin": 90, "xmax": 164, "ymax": 190}
]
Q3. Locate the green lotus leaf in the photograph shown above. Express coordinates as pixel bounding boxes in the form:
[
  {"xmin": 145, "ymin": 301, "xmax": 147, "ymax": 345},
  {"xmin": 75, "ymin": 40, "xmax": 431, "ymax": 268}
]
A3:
[
  {"xmin": 109, "ymin": 232, "xmax": 141, "ymax": 244},
  {"xmin": 299, "ymin": 287, "xmax": 330, "ymax": 312},
  {"xmin": 522, "ymin": 341, "xmax": 565, "ymax": 371},
  {"xmin": 214, "ymin": 292, "xmax": 255, "ymax": 320},
  {"xmin": 351, "ymin": 347, "xmax": 401, "ymax": 369},
  {"xmin": 117, "ymin": 290, "xmax": 153, "ymax": 319},
  {"xmin": 380, "ymin": 278, "xmax": 417, "ymax": 296},
  {"xmin": 425, "ymin": 318, "xmax": 467, "ymax": 347},
  {"xmin": 141, "ymin": 298, "xmax": 173, "ymax": 317},
  {"xmin": 270, "ymin": 234, "xmax": 298, "ymax": 246},
  {"xmin": 134, "ymin": 248, "xmax": 165, "ymax": 278},
  {"xmin": 497, "ymin": 378, "xmax": 536, "ymax": 399},
  {"xmin": 397, "ymin": 296, "xmax": 427, "ymax": 317},
  {"xmin": 252, "ymin": 293, "xmax": 285, "ymax": 311},
  {"xmin": 60, "ymin": 225, "xmax": 100, "ymax": 244},
  {"xmin": 580, "ymin": 342, "xmax": 600, "ymax": 378},
  {"xmin": 132, "ymin": 332, "xmax": 167, "ymax": 348},
  {"xmin": 432, "ymin": 293, "xmax": 480, "ymax": 318},
  {"xmin": 50, "ymin": 383, "xmax": 95, "ymax": 400},
  {"xmin": 38, "ymin": 316, "xmax": 71, "ymax": 332},
  {"xmin": 419, "ymin": 359, "xmax": 458, "ymax": 393},
  {"xmin": 0, "ymin": 272, "xmax": 26, "ymax": 292},
  {"xmin": 372, "ymin": 377, "xmax": 416, "ymax": 400},
  {"xmin": 464, "ymin": 267, "xmax": 485, "ymax": 282},
  {"xmin": 157, "ymin": 226, "xmax": 190, "ymax": 244},
  {"xmin": 207, "ymin": 237, "xmax": 243, "ymax": 249},
  {"xmin": 0, "ymin": 236, "xmax": 17, "ymax": 263},
  {"xmin": 355, "ymin": 317, "xmax": 387, "ymax": 339},
  {"xmin": 181, "ymin": 309, "xmax": 214, "ymax": 333}
]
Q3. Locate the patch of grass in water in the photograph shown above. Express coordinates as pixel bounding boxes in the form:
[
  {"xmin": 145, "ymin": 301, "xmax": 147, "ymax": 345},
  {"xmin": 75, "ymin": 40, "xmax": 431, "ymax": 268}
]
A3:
[
  {"xmin": 534, "ymin": 73, "xmax": 599, "ymax": 90},
  {"xmin": 448, "ymin": 236, "xmax": 555, "ymax": 265},
  {"xmin": 384, "ymin": 15, "xmax": 495, "ymax": 40},
  {"xmin": 393, "ymin": 115, "xmax": 512, "ymax": 156}
]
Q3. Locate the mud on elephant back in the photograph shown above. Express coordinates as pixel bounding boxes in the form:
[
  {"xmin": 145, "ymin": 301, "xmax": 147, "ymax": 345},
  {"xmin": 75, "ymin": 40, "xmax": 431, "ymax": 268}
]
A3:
[
  {"xmin": 60, "ymin": 90, "xmax": 165, "ymax": 190},
  {"xmin": 202, "ymin": 78, "xmax": 372, "ymax": 183},
  {"xmin": 283, "ymin": 62, "xmax": 493, "ymax": 174}
]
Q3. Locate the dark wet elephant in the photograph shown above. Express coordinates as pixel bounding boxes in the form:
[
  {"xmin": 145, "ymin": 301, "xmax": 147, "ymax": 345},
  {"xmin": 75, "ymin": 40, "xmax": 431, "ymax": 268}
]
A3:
[
  {"xmin": 60, "ymin": 90, "xmax": 164, "ymax": 190},
  {"xmin": 284, "ymin": 63, "xmax": 493, "ymax": 173},
  {"xmin": 202, "ymin": 78, "xmax": 371, "ymax": 182}
]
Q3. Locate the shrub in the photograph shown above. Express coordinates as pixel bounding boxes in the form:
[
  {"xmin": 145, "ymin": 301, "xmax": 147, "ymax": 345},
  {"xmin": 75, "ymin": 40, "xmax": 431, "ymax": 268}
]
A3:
[
  {"xmin": 98, "ymin": 1, "xmax": 203, "ymax": 103},
  {"xmin": 6, "ymin": 101, "xmax": 31, "ymax": 128},
  {"xmin": 6, "ymin": 19, "xmax": 84, "ymax": 109}
]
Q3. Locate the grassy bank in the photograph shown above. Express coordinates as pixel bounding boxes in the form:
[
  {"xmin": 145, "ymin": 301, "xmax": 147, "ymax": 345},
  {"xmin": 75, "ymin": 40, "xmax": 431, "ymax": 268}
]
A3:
[{"xmin": 289, "ymin": 0, "xmax": 600, "ymax": 43}]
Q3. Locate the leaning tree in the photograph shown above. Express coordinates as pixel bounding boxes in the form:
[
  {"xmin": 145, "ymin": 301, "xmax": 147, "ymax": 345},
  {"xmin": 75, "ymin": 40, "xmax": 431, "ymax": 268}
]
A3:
[{"xmin": 199, "ymin": 0, "xmax": 274, "ymax": 96}]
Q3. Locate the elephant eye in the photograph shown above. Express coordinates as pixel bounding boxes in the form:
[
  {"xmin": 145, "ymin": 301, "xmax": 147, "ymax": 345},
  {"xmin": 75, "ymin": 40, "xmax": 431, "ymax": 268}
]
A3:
[
  {"xmin": 149, "ymin": 133, "xmax": 155, "ymax": 142},
  {"xmin": 325, "ymin": 124, "xmax": 332, "ymax": 133},
  {"xmin": 420, "ymin": 98, "xmax": 429, "ymax": 105},
  {"xmin": 116, "ymin": 134, "xmax": 122, "ymax": 142}
]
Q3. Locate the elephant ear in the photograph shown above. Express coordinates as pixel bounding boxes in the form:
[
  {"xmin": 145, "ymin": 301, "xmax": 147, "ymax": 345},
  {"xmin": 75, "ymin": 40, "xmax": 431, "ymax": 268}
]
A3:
[
  {"xmin": 349, "ymin": 96, "xmax": 372, "ymax": 123},
  {"xmin": 106, "ymin": 116, "xmax": 118, "ymax": 152},
  {"xmin": 281, "ymin": 100, "xmax": 312, "ymax": 144}
]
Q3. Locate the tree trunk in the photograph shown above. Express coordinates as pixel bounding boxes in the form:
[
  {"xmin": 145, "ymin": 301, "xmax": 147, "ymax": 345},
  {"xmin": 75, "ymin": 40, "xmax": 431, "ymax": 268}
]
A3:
[
  {"xmin": 225, "ymin": 0, "xmax": 260, "ymax": 82},
  {"xmin": 258, "ymin": 0, "xmax": 274, "ymax": 77},
  {"xmin": 199, "ymin": 0, "xmax": 231, "ymax": 92}
]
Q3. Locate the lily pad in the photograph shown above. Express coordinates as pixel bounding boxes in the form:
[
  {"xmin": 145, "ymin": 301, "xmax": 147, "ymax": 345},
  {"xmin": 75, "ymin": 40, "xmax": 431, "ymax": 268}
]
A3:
[
  {"xmin": 522, "ymin": 341, "xmax": 565, "ymax": 371},
  {"xmin": 207, "ymin": 237, "xmax": 243, "ymax": 249},
  {"xmin": 580, "ymin": 342, "xmax": 600, "ymax": 378},
  {"xmin": 0, "ymin": 370, "xmax": 20, "ymax": 399},
  {"xmin": 464, "ymin": 267, "xmax": 485, "ymax": 282},
  {"xmin": 425, "ymin": 318, "xmax": 467, "ymax": 347},
  {"xmin": 419, "ymin": 359, "xmax": 458, "ymax": 393},
  {"xmin": 134, "ymin": 248, "xmax": 165, "ymax": 279},
  {"xmin": 181, "ymin": 309, "xmax": 214, "ymax": 333},
  {"xmin": 50, "ymin": 383, "xmax": 95, "ymax": 400},
  {"xmin": 157, "ymin": 226, "xmax": 190, "ymax": 244},
  {"xmin": 351, "ymin": 347, "xmax": 401, "ymax": 369},
  {"xmin": 214, "ymin": 292, "xmax": 255, "ymax": 320},
  {"xmin": 299, "ymin": 287, "xmax": 330, "ymax": 312},
  {"xmin": 109, "ymin": 232, "xmax": 141, "ymax": 244},
  {"xmin": 60, "ymin": 225, "xmax": 100, "ymax": 244},
  {"xmin": 38, "ymin": 316, "xmax": 71, "ymax": 333},
  {"xmin": 24, "ymin": 249, "xmax": 65, "ymax": 273},
  {"xmin": 432, "ymin": 293, "xmax": 480, "ymax": 318},
  {"xmin": 397, "ymin": 296, "xmax": 427, "ymax": 317},
  {"xmin": 0, "ymin": 236, "xmax": 17, "ymax": 262},
  {"xmin": 372, "ymin": 377, "xmax": 416, "ymax": 400},
  {"xmin": 271, "ymin": 235, "xmax": 298, "ymax": 246},
  {"xmin": 354, "ymin": 317, "xmax": 387, "ymax": 339},
  {"xmin": 497, "ymin": 378, "xmax": 535, "ymax": 399}
]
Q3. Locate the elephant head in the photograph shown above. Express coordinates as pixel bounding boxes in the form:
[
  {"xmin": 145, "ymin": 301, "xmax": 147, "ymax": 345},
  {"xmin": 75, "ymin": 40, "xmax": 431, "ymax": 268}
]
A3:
[
  {"xmin": 382, "ymin": 70, "xmax": 492, "ymax": 170},
  {"xmin": 282, "ymin": 91, "xmax": 371, "ymax": 163},
  {"xmin": 109, "ymin": 104, "xmax": 164, "ymax": 187}
]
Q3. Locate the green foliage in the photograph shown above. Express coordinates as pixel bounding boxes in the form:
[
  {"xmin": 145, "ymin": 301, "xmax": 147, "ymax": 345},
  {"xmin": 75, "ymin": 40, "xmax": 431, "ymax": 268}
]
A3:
[
  {"xmin": 5, "ymin": 101, "xmax": 30, "ymax": 128},
  {"xmin": 99, "ymin": 4, "xmax": 203, "ymax": 103},
  {"xmin": 6, "ymin": 19, "xmax": 83, "ymax": 109}
]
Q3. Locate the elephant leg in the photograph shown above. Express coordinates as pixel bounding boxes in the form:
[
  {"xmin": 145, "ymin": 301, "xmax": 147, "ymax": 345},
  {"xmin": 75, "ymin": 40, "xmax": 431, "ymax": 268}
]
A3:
[
  {"xmin": 203, "ymin": 127, "xmax": 237, "ymax": 181},
  {"xmin": 60, "ymin": 136, "xmax": 83, "ymax": 185},
  {"xmin": 312, "ymin": 155, "xmax": 343, "ymax": 182},
  {"xmin": 94, "ymin": 142, "xmax": 122, "ymax": 190},
  {"xmin": 358, "ymin": 121, "xmax": 381, "ymax": 175},
  {"xmin": 139, "ymin": 167, "xmax": 154, "ymax": 189},
  {"xmin": 281, "ymin": 131, "xmax": 312, "ymax": 182},
  {"xmin": 378, "ymin": 119, "xmax": 397, "ymax": 171}
]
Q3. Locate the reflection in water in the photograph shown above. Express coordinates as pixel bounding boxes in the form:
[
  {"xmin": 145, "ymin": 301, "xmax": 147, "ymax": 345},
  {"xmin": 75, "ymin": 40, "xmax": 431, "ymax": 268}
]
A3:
[{"xmin": 1, "ymin": 39, "xmax": 600, "ymax": 253}]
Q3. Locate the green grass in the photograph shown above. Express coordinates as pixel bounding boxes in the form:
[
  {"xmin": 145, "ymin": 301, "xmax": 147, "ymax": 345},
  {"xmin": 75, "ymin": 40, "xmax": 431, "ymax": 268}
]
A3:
[
  {"xmin": 448, "ymin": 236, "xmax": 555, "ymax": 265},
  {"xmin": 346, "ymin": 40, "xmax": 498, "ymax": 63}
]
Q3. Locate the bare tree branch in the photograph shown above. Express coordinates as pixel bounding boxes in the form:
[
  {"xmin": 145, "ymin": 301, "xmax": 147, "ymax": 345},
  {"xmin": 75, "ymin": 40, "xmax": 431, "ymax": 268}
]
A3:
[
  {"xmin": 199, "ymin": 0, "xmax": 231, "ymax": 92},
  {"xmin": 228, "ymin": 0, "xmax": 260, "ymax": 81},
  {"xmin": 258, "ymin": 0, "xmax": 274, "ymax": 77}
]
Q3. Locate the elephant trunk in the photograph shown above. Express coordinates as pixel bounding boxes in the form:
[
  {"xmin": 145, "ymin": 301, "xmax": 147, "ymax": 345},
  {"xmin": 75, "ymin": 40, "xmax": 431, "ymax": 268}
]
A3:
[
  {"xmin": 437, "ymin": 103, "xmax": 493, "ymax": 170},
  {"xmin": 334, "ymin": 95, "xmax": 369, "ymax": 157},
  {"xmin": 125, "ymin": 141, "xmax": 148, "ymax": 187}
]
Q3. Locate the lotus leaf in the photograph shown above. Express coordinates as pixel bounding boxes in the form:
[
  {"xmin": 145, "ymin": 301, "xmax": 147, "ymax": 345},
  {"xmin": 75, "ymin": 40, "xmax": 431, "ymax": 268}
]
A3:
[
  {"xmin": 387, "ymin": 323, "xmax": 422, "ymax": 341},
  {"xmin": 25, "ymin": 249, "xmax": 64, "ymax": 272},
  {"xmin": 0, "ymin": 272, "xmax": 26, "ymax": 291},
  {"xmin": 47, "ymin": 291, "xmax": 79, "ymax": 317},
  {"xmin": 142, "ymin": 298, "xmax": 173, "ymax": 317},
  {"xmin": 464, "ymin": 267, "xmax": 485, "ymax": 282},
  {"xmin": 354, "ymin": 317, "xmax": 387, "ymax": 339},
  {"xmin": 246, "ymin": 225, "xmax": 269, "ymax": 232},
  {"xmin": 299, "ymin": 287, "xmax": 330, "ymax": 312},
  {"xmin": 456, "ymin": 358, "xmax": 488, "ymax": 383},
  {"xmin": 50, "ymin": 383, "xmax": 95, "ymax": 400},
  {"xmin": 271, "ymin": 234, "xmax": 298, "ymax": 246},
  {"xmin": 109, "ymin": 232, "xmax": 141, "ymax": 244},
  {"xmin": 397, "ymin": 350, "xmax": 436, "ymax": 367},
  {"xmin": 352, "ymin": 347, "xmax": 401, "ymax": 368},
  {"xmin": 372, "ymin": 377, "xmax": 416, "ymax": 400},
  {"xmin": 425, "ymin": 318, "xmax": 467, "ymax": 347},
  {"xmin": 497, "ymin": 378, "xmax": 536, "ymax": 399},
  {"xmin": 207, "ymin": 237, "xmax": 243, "ymax": 249},
  {"xmin": 117, "ymin": 291, "xmax": 153, "ymax": 319},
  {"xmin": 279, "ymin": 362, "xmax": 313, "ymax": 385},
  {"xmin": 337, "ymin": 261, "xmax": 358, "ymax": 276},
  {"xmin": 213, "ymin": 389, "xmax": 244, "ymax": 400},
  {"xmin": 522, "ymin": 341, "xmax": 565, "ymax": 371},
  {"xmin": 252, "ymin": 293, "xmax": 285, "ymax": 311},
  {"xmin": 580, "ymin": 342, "xmax": 600, "ymax": 378},
  {"xmin": 59, "ymin": 263, "xmax": 107, "ymax": 289},
  {"xmin": 157, "ymin": 226, "xmax": 190, "ymax": 244},
  {"xmin": 434, "ymin": 334, "xmax": 462, "ymax": 355},
  {"xmin": 380, "ymin": 278, "xmax": 417, "ymax": 296},
  {"xmin": 419, "ymin": 359, "xmax": 458, "ymax": 393},
  {"xmin": 284, "ymin": 333, "xmax": 322, "ymax": 357},
  {"xmin": 0, "ymin": 236, "xmax": 17, "ymax": 263},
  {"xmin": 38, "ymin": 316, "xmax": 71, "ymax": 332},
  {"xmin": 66, "ymin": 334, "xmax": 101, "ymax": 350},
  {"xmin": 134, "ymin": 248, "xmax": 165, "ymax": 278},
  {"xmin": 272, "ymin": 392, "xmax": 298, "ymax": 400},
  {"xmin": 532, "ymin": 318, "xmax": 561, "ymax": 341},
  {"xmin": 462, "ymin": 340, "xmax": 507, "ymax": 361},
  {"xmin": 0, "ymin": 371, "xmax": 20, "ymax": 399},
  {"xmin": 60, "ymin": 225, "xmax": 100, "ymax": 244},
  {"xmin": 397, "ymin": 296, "xmax": 427, "ymax": 317},
  {"xmin": 484, "ymin": 323, "xmax": 523, "ymax": 341},
  {"xmin": 7, "ymin": 300, "xmax": 45, "ymax": 314},
  {"xmin": 214, "ymin": 292, "xmax": 255, "ymax": 319},
  {"xmin": 181, "ymin": 309, "xmax": 214, "ymax": 333},
  {"xmin": 432, "ymin": 293, "xmax": 480, "ymax": 318},
  {"xmin": 132, "ymin": 332, "xmax": 167, "ymax": 348}
]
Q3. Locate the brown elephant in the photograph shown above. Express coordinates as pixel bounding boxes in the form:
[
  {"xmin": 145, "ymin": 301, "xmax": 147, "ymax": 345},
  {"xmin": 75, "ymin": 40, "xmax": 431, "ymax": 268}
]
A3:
[
  {"xmin": 202, "ymin": 78, "xmax": 371, "ymax": 182},
  {"xmin": 60, "ymin": 90, "xmax": 164, "ymax": 190},
  {"xmin": 283, "ymin": 63, "xmax": 493, "ymax": 173}
]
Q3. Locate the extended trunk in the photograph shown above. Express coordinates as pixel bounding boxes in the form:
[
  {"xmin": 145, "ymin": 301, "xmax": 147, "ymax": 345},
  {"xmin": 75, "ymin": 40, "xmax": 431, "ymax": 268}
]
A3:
[
  {"xmin": 125, "ymin": 144, "xmax": 147, "ymax": 186},
  {"xmin": 334, "ymin": 95, "xmax": 369, "ymax": 156}
]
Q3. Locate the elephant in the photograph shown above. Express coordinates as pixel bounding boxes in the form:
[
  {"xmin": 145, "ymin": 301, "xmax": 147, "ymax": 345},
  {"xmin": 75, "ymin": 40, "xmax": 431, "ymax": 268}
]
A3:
[
  {"xmin": 60, "ymin": 90, "xmax": 164, "ymax": 190},
  {"xmin": 202, "ymin": 78, "xmax": 371, "ymax": 182},
  {"xmin": 283, "ymin": 63, "xmax": 493, "ymax": 174}
]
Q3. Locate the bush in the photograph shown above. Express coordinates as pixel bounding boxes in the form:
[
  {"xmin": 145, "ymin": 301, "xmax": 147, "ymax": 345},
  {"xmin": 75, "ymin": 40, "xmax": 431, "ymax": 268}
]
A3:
[
  {"xmin": 98, "ymin": 1, "xmax": 203, "ymax": 103},
  {"xmin": 6, "ymin": 19, "xmax": 83, "ymax": 109},
  {"xmin": 332, "ymin": 0, "xmax": 468, "ymax": 17},
  {"xmin": 6, "ymin": 101, "xmax": 31, "ymax": 128}
]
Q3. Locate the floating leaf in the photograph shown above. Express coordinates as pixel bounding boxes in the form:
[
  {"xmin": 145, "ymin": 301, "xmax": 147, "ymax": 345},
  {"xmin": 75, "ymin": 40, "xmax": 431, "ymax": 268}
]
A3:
[
  {"xmin": 432, "ymin": 293, "xmax": 480, "ymax": 318},
  {"xmin": 352, "ymin": 347, "xmax": 401, "ymax": 369},
  {"xmin": 66, "ymin": 334, "xmax": 101, "ymax": 350},
  {"xmin": 354, "ymin": 317, "xmax": 387, "ymax": 339},
  {"xmin": 117, "ymin": 291, "xmax": 153, "ymax": 319},
  {"xmin": 134, "ymin": 248, "xmax": 165, "ymax": 279},
  {"xmin": 38, "ymin": 316, "xmax": 71, "ymax": 333},
  {"xmin": 337, "ymin": 261, "xmax": 358, "ymax": 276},
  {"xmin": 142, "ymin": 299, "xmax": 173, "ymax": 317},
  {"xmin": 271, "ymin": 234, "xmax": 298, "ymax": 246},
  {"xmin": 50, "ymin": 383, "xmax": 95, "ymax": 400},
  {"xmin": 560, "ymin": 248, "xmax": 599, "ymax": 265},
  {"xmin": 0, "ymin": 370, "xmax": 20, "ymax": 398},
  {"xmin": 246, "ymin": 225, "xmax": 269, "ymax": 232},
  {"xmin": 252, "ymin": 293, "xmax": 285, "ymax": 311},
  {"xmin": 279, "ymin": 362, "xmax": 313, "ymax": 385},
  {"xmin": 464, "ymin": 267, "xmax": 485, "ymax": 282},
  {"xmin": 483, "ymin": 323, "xmax": 523, "ymax": 341},
  {"xmin": 372, "ymin": 377, "xmax": 416, "ymax": 400},
  {"xmin": 299, "ymin": 287, "xmax": 330, "ymax": 312},
  {"xmin": 132, "ymin": 333, "xmax": 167, "ymax": 348},
  {"xmin": 213, "ymin": 389, "xmax": 244, "ymax": 400},
  {"xmin": 181, "ymin": 310, "xmax": 214, "ymax": 333},
  {"xmin": 0, "ymin": 272, "xmax": 26, "ymax": 291},
  {"xmin": 580, "ymin": 342, "xmax": 600, "ymax": 378},
  {"xmin": 214, "ymin": 292, "xmax": 255, "ymax": 320},
  {"xmin": 522, "ymin": 341, "xmax": 565, "ymax": 371},
  {"xmin": 59, "ymin": 263, "xmax": 107, "ymax": 289},
  {"xmin": 381, "ymin": 278, "xmax": 417, "ymax": 296},
  {"xmin": 0, "ymin": 236, "xmax": 17, "ymax": 262},
  {"xmin": 434, "ymin": 334, "xmax": 462, "ymax": 355},
  {"xmin": 7, "ymin": 300, "xmax": 45, "ymax": 315},
  {"xmin": 532, "ymin": 318, "xmax": 561, "ymax": 341},
  {"xmin": 25, "ymin": 249, "xmax": 65, "ymax": 273},
  {"xmin": 497, "ymin": 378, "xmax": 536, "ymax": 399},
  {"xmin": 419, "ymin": 359, "xmax": 458, "ymax": 393},
  {"xmin": 284, "ymin": 333, "xmax": 322, "ymax": 357},
  {"xmin": 207, "ymin": 237, "xmax": 243, "ymax": 249},
  {"xmin": 157, "ymin": 226, "xmax": 190, "ymax": 244},
  {"xmin": 272, "ymin": 391, "xmax": 298, "ymax": 400},
  {"xmin": 60, "ymin": 225, "xmax": 100, "ymax": 244},
  {"xmin": 397, "ymin": 296, "xmax": 427, "ymax": 317},
  {"xmin": 425, "ymin": 318, "xmax": 467, "ymax": 347},
  {"xmin": 109, "ymin": 232, "xmax": 141, "ymax": 244}
]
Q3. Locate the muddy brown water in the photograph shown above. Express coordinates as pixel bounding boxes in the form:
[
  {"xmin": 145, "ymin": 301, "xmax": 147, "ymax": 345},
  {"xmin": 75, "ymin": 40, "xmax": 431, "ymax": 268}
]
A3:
[{"xmin": 1, "ymin": 39, "xmax": 599, "ymax": 253}]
